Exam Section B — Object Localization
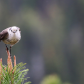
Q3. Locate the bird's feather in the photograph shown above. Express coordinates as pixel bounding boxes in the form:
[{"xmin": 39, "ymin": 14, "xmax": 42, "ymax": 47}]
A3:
[{"xmin": 0, "ymin": 29, "xmax": 8, "ymax": 41}]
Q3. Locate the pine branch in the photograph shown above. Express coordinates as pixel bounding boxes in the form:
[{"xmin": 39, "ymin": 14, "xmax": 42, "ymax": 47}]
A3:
[{"xmin": 0, "ymin": 48, "xmax": 30, "ymax": 84}]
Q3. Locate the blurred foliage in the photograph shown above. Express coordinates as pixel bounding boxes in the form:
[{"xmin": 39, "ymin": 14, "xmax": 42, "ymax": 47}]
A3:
[
  {"xmin": 40, "ymin": 74, "xmax": 62, "ymax": 84},
  {"xmin": 40, "ymin": 74, "xmax": 71, "ymax": 84}
]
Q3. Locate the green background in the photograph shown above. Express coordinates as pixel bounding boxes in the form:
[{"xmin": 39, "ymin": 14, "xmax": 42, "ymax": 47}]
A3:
[{"xmin": 0, "ymin": 0, "xmax": 84, "ymax": 84}]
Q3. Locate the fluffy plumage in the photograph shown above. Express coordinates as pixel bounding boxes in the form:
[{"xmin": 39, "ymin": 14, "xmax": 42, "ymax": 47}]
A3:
[{"xmin": 0, "ymin": 26, "xmax": 21, "ymax": 46}]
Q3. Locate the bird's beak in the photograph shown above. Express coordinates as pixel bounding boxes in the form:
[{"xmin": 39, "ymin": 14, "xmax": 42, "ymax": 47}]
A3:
[{"xmin": 13, "ymin": 31, "xmax": 16, "ymax": 33}]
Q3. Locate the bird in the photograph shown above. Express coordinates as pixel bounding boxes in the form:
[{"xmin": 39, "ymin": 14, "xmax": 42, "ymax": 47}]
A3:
[{"xmin": 0, "ymin": 26, "xmax": 21, "ymax": 56}]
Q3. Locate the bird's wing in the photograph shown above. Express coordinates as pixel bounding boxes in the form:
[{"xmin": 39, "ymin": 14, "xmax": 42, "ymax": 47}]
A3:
[{"xmin": 0, "ymin": 29, "xmax": 8, "ymax": 41}]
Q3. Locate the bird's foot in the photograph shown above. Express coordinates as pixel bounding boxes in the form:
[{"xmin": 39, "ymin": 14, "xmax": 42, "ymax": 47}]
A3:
[{"xmin": 5, "ymin": 44, "xmax": 9, "ymax": 51}]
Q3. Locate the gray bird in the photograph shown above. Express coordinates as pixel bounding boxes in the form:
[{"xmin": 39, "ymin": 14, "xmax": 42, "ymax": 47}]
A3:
[{"xmin": 0, "ymin": 26, "xmax": 21, "ymax": 55}]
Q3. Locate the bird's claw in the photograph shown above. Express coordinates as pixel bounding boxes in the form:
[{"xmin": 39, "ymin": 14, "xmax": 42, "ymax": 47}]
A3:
[{"xmin": 5, "ymin": 44, "xmax": 9, "ymax": 51}]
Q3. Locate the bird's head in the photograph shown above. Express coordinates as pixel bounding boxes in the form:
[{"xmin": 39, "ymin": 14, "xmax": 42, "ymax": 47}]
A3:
[{"xmin": 9, "ymin": 26, "xmax": 20, "ymax": 33}]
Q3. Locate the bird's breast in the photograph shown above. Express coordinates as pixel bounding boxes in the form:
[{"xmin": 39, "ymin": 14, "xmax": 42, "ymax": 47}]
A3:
[
  {"xmin": 9, "ymin": 32, "xmax": 21, "ymax": 41},
  {"xmin": 3, "ymin": 32, "xmax": 21, "ymax": 45}
]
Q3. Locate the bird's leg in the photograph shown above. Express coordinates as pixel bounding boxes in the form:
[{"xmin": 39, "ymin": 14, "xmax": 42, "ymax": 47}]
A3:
[
  {"xmin": 10, "ymin": 46, "xmax": 12, "ymax": 57},
  {"xmin": 5, "ymin": 44, "xmax": 8, "ymax": 51}
]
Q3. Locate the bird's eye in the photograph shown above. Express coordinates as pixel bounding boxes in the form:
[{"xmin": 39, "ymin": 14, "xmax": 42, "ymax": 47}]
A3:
[
  {"xmin": 19, "ymin": 28, "xmax": 20, "ymax": 31},
  {"xmin": 9, "ymin": 27, "xmax": 11, "ymax": 31}
]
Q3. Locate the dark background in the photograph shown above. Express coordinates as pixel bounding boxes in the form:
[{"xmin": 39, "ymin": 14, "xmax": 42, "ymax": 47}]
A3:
[{"xmin": 0, "ymin": 0, "xmax": 84, "ymax": 84}]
